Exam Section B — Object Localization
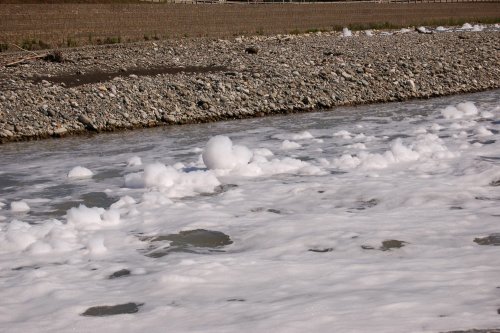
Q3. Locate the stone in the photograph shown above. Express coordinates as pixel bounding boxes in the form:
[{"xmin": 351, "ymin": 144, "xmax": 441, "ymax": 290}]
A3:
[
  {"xmin": 52, "ymin": 127, "xmax": 68, "ymax": 136},
  {"xmin": 81, "ymin": 302, "xmax": 143, "ymax": 316},
  {"xmin": 380, "ymin": 240, "xmax": 407, "ymax": 251},
  {"xmin": 474, "ymin": 234, "xmax": 500, "ymax": 246},
  {"xmin": 109, "ymin": 269, "xmax": 131, "ymax": 279},
  {"xmin": 0, "ymin": 129, "xmax": 13, "ymax": 138}
]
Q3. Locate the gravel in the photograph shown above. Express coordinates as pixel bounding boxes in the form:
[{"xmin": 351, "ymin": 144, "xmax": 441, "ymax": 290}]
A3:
[{"xmin": 0, "ymin": 28, "xmax": 499, "ymax": 143}]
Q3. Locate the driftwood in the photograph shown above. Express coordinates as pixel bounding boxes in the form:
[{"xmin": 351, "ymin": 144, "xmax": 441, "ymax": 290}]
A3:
[
  {"xmin": 5, "ymin": 54, "xmax": 48, "ymax": 67},
  {"xmin": 3, "ymin": 44, "xmax": 64, "ymax": 67}
]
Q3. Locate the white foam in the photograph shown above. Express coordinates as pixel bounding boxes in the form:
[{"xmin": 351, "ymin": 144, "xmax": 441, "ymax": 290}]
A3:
[
  {"xmin": 202, "ymin": 135, "xmax": 253, "ymax": 170},
  {"xmin": 333, "ymin": 134, "xmax": 455, "ymax": 170},
  {"xmin": 476, "ymin": 126, "xmax": 493, "ymax": 136},
  {"xmin": 127, "ymin": 156, "xmax": 142, "ymax": 167},
  {"xmin": 67, "ymin": 166, "xmax": 93, "ymax": 179},
  {"xmin": 10, "ymin": 201, "xmax": 30, "ymax": 212},
  {"xmin": 441, "ymin": 101, "xmax": 478, "ymax": 119},
  {"xmin": 472, "ymin": 24, "xmax": 484, "ymax": 32},
  {"xmin": 461, "ymin": 23, "xmax": 473, "ymax": 29},
  {"xmin": 281, "ymin": 140, "xmax": 301, "ymax": 150},
  {"xmin": 342, "ymin": 27, "xmax": 352, "ymax": 37},
  {"xmin": 125, "ymin": 162, "xmax": 221, "ymax": 197},
  {"xmin": 333, "ymin": 130, "xmax": 352, "ymax": 139}
]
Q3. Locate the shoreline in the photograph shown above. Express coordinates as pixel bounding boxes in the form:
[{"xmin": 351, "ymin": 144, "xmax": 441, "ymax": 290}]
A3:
[{"xmin": 1, "ymin": 28, "xmax": 499, "ymax": 144}]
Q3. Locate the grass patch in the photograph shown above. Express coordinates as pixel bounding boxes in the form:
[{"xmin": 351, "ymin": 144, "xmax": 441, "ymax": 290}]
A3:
[
  {"xmin": 66, "ymin": 37, "xmax": 78, "ymax": 47},
  {"xmin": 0, "ymin": 43, "xmax": 8, "ymax": 52},
  {"xmin": 96, "ymin": 36, "xmax": 121, "ymax": 45},
  {"xmin": 20, "ymin": 39, "xmax": 51, "ymax": 51}
]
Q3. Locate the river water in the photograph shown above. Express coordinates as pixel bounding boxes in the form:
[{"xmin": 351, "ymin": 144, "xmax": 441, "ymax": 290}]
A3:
[{"xmin": 1, "ymin": 90, "xmax": 499, "ymax": 332}]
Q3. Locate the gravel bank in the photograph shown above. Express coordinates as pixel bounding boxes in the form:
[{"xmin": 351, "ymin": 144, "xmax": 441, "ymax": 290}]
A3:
[{"xmin": 0, "ymin": 28, "xmax": 499, "ymax": 143}]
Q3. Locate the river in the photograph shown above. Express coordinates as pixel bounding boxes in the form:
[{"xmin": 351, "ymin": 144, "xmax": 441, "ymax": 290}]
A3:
[{"xmin": 0, "ymin": 90, "xmax": 499, "ymax": 332}]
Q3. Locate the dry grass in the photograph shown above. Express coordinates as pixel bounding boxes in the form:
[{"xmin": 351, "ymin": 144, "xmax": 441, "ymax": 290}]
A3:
[{"xmin": 0, "ymin": 3, "xmax": 499, "ymax": 51}]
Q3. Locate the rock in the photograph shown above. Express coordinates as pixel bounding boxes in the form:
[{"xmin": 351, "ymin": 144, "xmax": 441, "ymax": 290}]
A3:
[
  {"xmin": 341, "ymin": 71, "xmax": 352, "ymax": 79},
  {"xmin": 141, "ymin": 229, "xmax": 233, "ymax": 258},
  {"xmin": 52, "ymin": 127, "xmax": 68, "ymax": 136},
  {"xmin": 77, "ymin": 115, "xmax": 97, "ymax": 131},
  {"xmin": 81, "ymin": 302, "xmax": 143, "ymax": 317},
  {"xmin": 78, "ymin": 115, "xmax": 92, "ymax": 126},
  {"xmin": 109, "ymin": 269, "xmax": 131, "ymax": 279},
  {"xmin": 474, "ymin": 234, "xmax": 500, "ymax": 246},
  {"xmin": 0, "ymin": 129, "xmax": 13, "ymax": 138},
  {"xmin": 380, "ymin": 240, "xmax": 407, "ymax": 251},
  {"xmin": 308, "ymin": 248, "xmax": 334, "ymax": 253}
]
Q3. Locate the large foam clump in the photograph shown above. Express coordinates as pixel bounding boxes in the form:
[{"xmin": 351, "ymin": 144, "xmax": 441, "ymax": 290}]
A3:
[
  {"xmin": 68, "ymin": 166, "xmax": 94, "ymax": 179},
  {"xmin": 202, "ymin": 136, "xmax": 253, "ymax": 170}
]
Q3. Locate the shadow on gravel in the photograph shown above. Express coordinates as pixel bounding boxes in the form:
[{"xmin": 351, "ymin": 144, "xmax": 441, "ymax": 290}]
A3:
[{"xmin": 34, "ymin": 65, "xmax": 228, "ymax": 88}]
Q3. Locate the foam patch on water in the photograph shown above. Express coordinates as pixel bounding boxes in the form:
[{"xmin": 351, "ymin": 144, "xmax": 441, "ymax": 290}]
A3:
[
  {"xmin": 68, "ymin": 166, "xmax": 94, "ymax": 179},
  {"xmin": 125, "ymin": 162, "xmax": 220, "ymax": 197},
  {"xmin": 10, "ymin": 201, "xmax": 30, "ymax": 212},
  {"xmin": 127, "ymin": 156, "xmax": 142, "ymax": 167},
  {"xmin": 281, "ymin": 140, "xmax": 301, "ymax": 150}
]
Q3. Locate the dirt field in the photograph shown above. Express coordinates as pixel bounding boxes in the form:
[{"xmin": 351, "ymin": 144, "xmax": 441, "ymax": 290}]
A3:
[{"xmin": 0, "ymin": 2, "xmax": 499, "ymax": 50}]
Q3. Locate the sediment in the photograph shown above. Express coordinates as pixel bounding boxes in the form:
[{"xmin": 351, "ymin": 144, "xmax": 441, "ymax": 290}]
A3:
[{"xmin": 0, "ymin": 29, "xmax": 499, "ymax": 143}]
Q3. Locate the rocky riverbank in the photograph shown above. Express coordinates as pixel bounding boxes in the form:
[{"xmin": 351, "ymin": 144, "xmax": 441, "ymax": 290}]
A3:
[{"xmin": 0, "ymin": 28, "xmax": 499, "ymax": 143}]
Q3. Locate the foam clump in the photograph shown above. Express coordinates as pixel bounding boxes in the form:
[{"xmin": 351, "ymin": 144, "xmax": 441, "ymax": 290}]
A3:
[
  {"xmin": 234, "ymin": 157, "xmax": 323, "ymax": 177},
  {"xmin": 125, "ymin": 162, "xmax": 220, "ymax": 197},
  {"xmin": 1, "ymin": 219, "xmax": 80, "ymax": 254},
  {"xmin": 10, "ymin": 201, "xmax": 30, "ymax": 212},
  {"xmin": 333, "ymin": 134, "xmax": 455, "ymax": 170},
  {"xmin": 365, "ymin": 30, "xmax": 373, "ymax": 37},
  {"xmin": 202, "ymin": 136, "xmax": 253, "ymax": 170},
  {"xmin": 333, "ymin": 130, "xmax": 352, "ymax": 139},
  {"xmin": 281, "ymin": 140, "xmax": 301, "ymax": 150},
  {"xmin": 66, "ymin": 205, "xmax": 121, "ymax": 230},
  {"xmin": 476, "ymin": 126, "xmax": 493, "ymax": 137},
  {"xmin": 68, "ymin": 166, "xmax": 93, "ymax": 179},
  {"xmin": 435, "ymin": 26, "xmax": 447, "ymax": 32},
  {"xmin": 127, "ymin": 156, "xmax": 142, "ymax": 167},
  {"xmin": 472, "ymin": 24, "xmax": 484, "ymax": 32},
  {"xmin": 441, "ymin": 102, "xmax": 478, "ymax": 119},
  {"xmin": 87, "ymin": 237, "xmax": 107, "ymax": 256},
  {"xmin": 342, "ymin": 27, "xmax": 352, "ymax": 37},
  {"xmin": 461, "ymin": 23, "xmax": 473, "ymax": 30},
  {"xmin": 291, "ymin": 131, "xmax": 314, "ymax": 140}
]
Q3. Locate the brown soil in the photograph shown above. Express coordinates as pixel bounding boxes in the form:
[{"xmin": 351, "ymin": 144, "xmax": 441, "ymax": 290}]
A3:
[{"xmin": 0, "ymin": 3, "xmax": 499, "ymax": 50}]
